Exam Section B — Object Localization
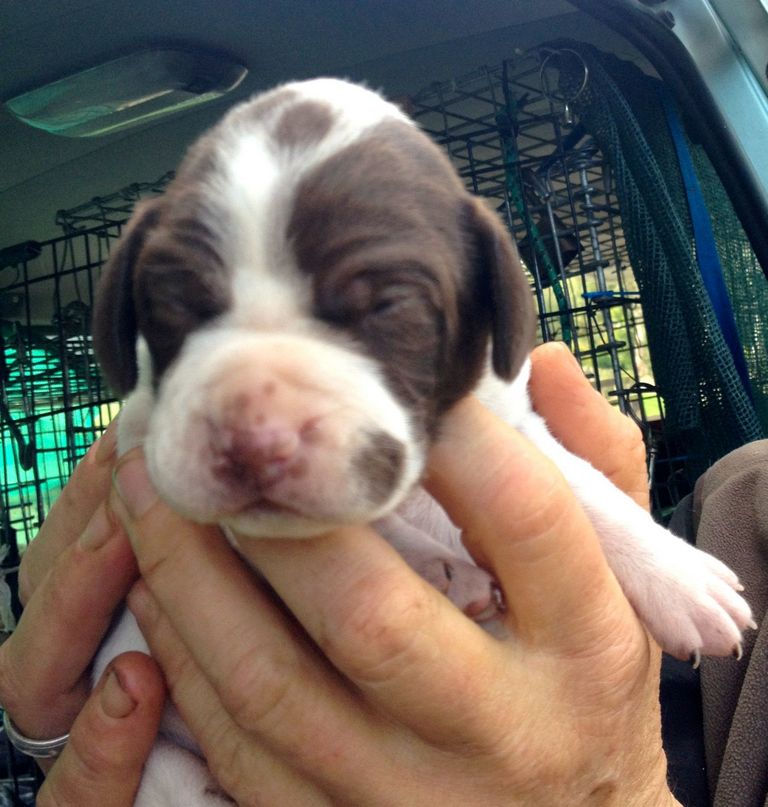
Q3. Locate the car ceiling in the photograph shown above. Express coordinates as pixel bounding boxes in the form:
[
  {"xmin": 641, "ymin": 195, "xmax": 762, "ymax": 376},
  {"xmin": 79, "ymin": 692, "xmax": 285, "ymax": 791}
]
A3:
[{"xmin": 0, "ymin": 0, "xmax": 646, "ymax": 246}]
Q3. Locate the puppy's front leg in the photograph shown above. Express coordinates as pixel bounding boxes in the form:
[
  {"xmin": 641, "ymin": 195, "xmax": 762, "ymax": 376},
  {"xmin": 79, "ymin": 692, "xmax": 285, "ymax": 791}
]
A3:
[
  {"xmin": 518, "ymin": 410, "xmax": 755, "ymax": 661},
  {"xmin": 375, "ymin": 512, "xmax": 503, "ymax": 624}
]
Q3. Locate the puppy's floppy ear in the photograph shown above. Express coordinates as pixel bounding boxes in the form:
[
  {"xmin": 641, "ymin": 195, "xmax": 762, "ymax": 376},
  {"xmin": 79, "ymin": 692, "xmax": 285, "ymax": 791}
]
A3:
[
  {"xmin": 92, "ymin": 199, "xmax": 161, "ymax": 396},
  {"xmin": 467, "ymin": 197, "xmax": 536, "ymax": 380}
]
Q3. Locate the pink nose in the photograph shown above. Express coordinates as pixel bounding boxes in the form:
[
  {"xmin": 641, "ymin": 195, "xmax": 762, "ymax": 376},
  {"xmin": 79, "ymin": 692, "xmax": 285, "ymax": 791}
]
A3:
[{"xmin": 211, "ymin": 422, "xmax": 300, "ymax": 488}]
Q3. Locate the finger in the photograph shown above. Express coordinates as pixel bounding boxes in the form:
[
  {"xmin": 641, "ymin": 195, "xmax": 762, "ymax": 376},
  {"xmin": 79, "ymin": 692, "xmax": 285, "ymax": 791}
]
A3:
[
  {"xmin": 0, "ymin": 504, "xmax": 137, "ymax": 739},
  {"xmin": 37, "ymin": 653, "xmax": 165, "ymax": 807},
  {"xmin": 110, "ymin": 460, "xmax": 390, "ymax": 783},
  {"xmin": 129, "ymin": 582, "xmax": 335, "ymax": 807},
  {"xmin": 240, "ymin": 527, "xmax": 512, "ymax": 746},
  {"xmin": 113, "ymin": 454, "xmax": 506, "ymax": 778},
  {"xmin": 19, "ymin": 420, "xmax": 118, "ymax": 603},
  {"xmin": 529, "ymin": 342, "xmax": 649, "ymax": 509},
  {"xmin": 130, "ymin": 570, "xmax": 492, "ymax": 806},
  {"xmin": 425, "ymin": 396, "xmax": 629, "ymax": 649}
]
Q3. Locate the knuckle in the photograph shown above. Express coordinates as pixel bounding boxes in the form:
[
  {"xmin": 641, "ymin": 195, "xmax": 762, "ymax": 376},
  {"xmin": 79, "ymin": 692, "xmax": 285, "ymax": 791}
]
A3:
[
  {"xmin": 323, "ymin": 568, "xmax": 437, "ymax": 685},
  {"xmin": 0, "ymin": 644, "xmax": 25, "ymax": 715},
  {"xmin": 36, "ymin": 729, "xmax": 130, "ymax": 807},
  {"xmin": 202, "ymin": 722, "xmax": 253, "ymax": 795},
  {"xmin": 53, "ymin": 475, "xmax": 80, "ymax": 516},
  {"xmin": 17, "ymin": 560, "xmax": 34, "ymax": 606},
  {"xmin": 619, "ymin": 426, "xmax": 646, "ymax": 467},
  {"xmin": 130, "ymin": 531, "xmax": 166, "ymax": 582},
  {"xmin": 487, "ymin": 461, "xmax": 571, "ymax": 542},
  {"xmin": 0, "ymin": 638, "xmax": 87, "ymax": 735},
  {"xmin": 67, "ymin": 703, "xmax": 135, "ymax": 781},
  {"xmin": 0, "ymin": 638, "xmax": 58, "ymax": 719},
  {"xmin": 68, "ymin": 731, "xmax": 115, "ymax": 780},
  {"xmin": 600, "ymin": 416, "xmax": 649, "ymax": 505},
  {"xmin": 217, "ymin": 643, "xmax": 303, "ymax": 733},
  {"xmin": 38, "ymin": 563, "xmax": 85, "ymax": 640},
  {"xmin": 130, "ymin": 512, "xmax": 216, "ymax": 591},
  {"xmin": 153, "ymin": 628, "xmax": 195, "ymax": 683},
  {"xmin": 48, "ymin": 471, "xmax": 96, "ymax": 530},
  {"xmin": 131, "ymin": 528, "xmax": 177, "ymax": 589}
]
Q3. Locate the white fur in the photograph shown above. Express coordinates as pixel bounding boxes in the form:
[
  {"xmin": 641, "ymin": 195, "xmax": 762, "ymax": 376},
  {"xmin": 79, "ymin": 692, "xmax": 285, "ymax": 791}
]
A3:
[
  {"xmin": 216, "ymin": 78, "xmax": 411, "ymax": 332},
  {"xmin": 93, "ymin": 80, "xmax": 754, "ymax": 806},
  {"xmin": 481, "ymin": 365, "xmax": 754, "ymax": 658},
  {"xmin": 97, "ymin": 357, "xmax": 754, "ymax": 805},
  {"xmin": 142, "ymin": 327, "xmax": 424, "ymax": 537}
]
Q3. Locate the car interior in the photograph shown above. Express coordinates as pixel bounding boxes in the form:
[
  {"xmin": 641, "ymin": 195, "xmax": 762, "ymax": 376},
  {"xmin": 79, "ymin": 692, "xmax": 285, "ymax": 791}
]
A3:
[{"xmin": 1, "ymin": 2, "xmax": 767, "ymax": 802}]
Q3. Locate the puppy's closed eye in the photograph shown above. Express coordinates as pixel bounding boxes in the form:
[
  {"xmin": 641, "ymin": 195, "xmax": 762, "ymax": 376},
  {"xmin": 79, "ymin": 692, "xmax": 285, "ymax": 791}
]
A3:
[
  {"xmin": 137, "ymin": 262, "xmax": 230, "ymax": 378},
  {"xmin": 317, "ymin": 275, "xmax": 438, "ymax": 328},
  {"xmin": 88, "ymin": 77, "xmax": 754, "ymax": 807}
]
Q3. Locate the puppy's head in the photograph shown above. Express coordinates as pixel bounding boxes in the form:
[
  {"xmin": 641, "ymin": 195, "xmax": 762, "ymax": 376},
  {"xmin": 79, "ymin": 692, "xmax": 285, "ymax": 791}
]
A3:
[{"xmin": 93, "ymin": 78, "xmax": 535, "ymax": 537}]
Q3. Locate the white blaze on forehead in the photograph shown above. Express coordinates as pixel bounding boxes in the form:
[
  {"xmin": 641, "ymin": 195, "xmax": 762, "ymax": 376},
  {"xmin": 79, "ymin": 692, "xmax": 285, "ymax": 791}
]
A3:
[
  {"xmin": 221, "ymin": 136, "xmax": 308, "ymax": 328},
  {"xmin": 222, "ymin": 131, "xmax": 284, "ymax": 295},
  {"xmin": 217, "ymin": 78, "xmax": 412, "ymax": 335}
]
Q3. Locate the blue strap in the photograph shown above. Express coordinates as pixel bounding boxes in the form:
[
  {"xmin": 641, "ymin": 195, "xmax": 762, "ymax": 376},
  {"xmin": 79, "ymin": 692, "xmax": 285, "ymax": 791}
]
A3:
[{"xmin": 660, "ymin": 85, "xmax": 754, "ymax": 401}]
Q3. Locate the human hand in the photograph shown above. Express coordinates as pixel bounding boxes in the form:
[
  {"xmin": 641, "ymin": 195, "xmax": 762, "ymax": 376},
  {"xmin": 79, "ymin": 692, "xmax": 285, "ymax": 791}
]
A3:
[
  {"xmin": 111, "ymin": 341, "xmax": 679, "ymax": 806},
  {"xmin": 35, "ymin": 653, "xmax": 165, "ymax": 807},
  {"xmin": 0, "ymin": 424, "xmax": 166, "ymax": 804},
  {"xmin": 528, "ymin": 341, "xmax": 650, "ymax": 510},
  {"xmin": 17, "ymin": 422, "xmax": 119, "ymax": 604}
]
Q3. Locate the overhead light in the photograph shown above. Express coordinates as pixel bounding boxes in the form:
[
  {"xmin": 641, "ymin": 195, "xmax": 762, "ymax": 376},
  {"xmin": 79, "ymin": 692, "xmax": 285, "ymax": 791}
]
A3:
[{"xmin": 4, "ymin": 48, "xmax": 248, "ymax": 137}]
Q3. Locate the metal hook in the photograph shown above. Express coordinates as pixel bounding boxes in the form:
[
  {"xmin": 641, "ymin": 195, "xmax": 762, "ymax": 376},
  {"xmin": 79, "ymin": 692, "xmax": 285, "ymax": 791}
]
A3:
[{"xmin": 539, "ymin": 48, "xmax": 589, "ymax": 126}]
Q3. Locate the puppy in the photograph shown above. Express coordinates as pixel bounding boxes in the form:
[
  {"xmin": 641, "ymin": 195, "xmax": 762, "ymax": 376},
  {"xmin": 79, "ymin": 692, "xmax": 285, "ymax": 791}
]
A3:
[{"xmin": 91, "ymin": 78, "xmax": 754, "ymax": 806}]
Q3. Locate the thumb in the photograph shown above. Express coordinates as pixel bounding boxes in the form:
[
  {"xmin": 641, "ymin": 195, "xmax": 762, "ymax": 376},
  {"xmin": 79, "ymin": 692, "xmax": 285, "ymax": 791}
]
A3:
[
  {"xmin": 425, "ymin": 396, "xmax": 623, "ymax": 649},
  {"xmin": 37, "ymin": 652, "xmax": 165, "ymax": 807}
]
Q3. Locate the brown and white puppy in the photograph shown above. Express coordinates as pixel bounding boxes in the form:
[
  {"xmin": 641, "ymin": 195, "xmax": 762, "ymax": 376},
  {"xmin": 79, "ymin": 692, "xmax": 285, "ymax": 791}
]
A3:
[{"xmin": 91, "ymin": 78, "xmax": 753, "ymax": 806}]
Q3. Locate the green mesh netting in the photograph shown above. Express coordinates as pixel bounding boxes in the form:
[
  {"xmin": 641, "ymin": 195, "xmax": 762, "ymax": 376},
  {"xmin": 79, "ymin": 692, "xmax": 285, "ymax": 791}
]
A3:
[
  {"xmin": 556, "ymin": 42, "xmax": 766, "ymax": 480},
  {"xmin": 691, "ymin": 149, "xmax": 768, "ymax": 431}
]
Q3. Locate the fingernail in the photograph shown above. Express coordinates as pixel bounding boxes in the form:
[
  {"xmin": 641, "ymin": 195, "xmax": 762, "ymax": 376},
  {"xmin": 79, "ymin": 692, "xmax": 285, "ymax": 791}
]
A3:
[
  {"xmin": 95, "ymin": 419, "xmax": 119, "ymax": 464},
  {"xmin": 113, "ymin": 454, "xmax": 157, "ymax": 520},
  {"xmin": 101, "ymin": 669, "xmax": 137, "ymax": 720},
  {"xmin": 78, "ymin": 504, "xmax": 116, "ymax": 552}
]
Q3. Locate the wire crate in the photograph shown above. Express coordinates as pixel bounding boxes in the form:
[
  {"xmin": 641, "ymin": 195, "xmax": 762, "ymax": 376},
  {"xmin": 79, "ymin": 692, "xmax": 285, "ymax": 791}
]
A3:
[
  {"xmin": 0, "ymin": 228, "xmax": 122, "ymax": 550},
  {"xmin": 0, "ymin": 53, "xmax": 696, "ymax": 570},
  {"xmin": 411, "ymin": 51, "xmax": 686, "ymax": 514}
]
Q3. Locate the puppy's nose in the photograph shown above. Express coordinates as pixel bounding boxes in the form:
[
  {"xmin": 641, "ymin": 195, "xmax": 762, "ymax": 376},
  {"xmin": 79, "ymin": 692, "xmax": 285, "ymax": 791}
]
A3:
[{"xmin": 212, "ymin": 422, "xmax": 300, "ymax": 488}]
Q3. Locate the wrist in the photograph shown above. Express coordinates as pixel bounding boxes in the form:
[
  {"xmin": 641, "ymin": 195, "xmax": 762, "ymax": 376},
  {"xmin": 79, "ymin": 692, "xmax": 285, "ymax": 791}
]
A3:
[
  {"xmin": 653, "ymin": 792, "xmax": 682, "ymax": 807},
  {"xmin": 611, "ymin": 743, "xmax": 681, "ymax": 807},
  {"xmin": 623, "ymin": 776, "xmax": 681, "ymax": 807},
  {"xmin": 610, "ymin": 783, "xmax": 681, "ymax": 807},
  {"xmin": 648, "ymin": 789, "xmax": 682, "ymax": 807}
]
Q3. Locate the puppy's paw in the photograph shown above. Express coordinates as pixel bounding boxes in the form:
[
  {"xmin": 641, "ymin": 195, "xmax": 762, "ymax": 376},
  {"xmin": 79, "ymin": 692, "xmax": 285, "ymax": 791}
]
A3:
[
  {"xmin": 374, "ymin": 512, "xmax": 504, "ymax": 624},
  {"xmin": 628, "ymin": 535, "xmax": 755, "ymax": 661},
  {"xmin": 417, "ymin": 557, "xmax": 504, "ymax": 622}
]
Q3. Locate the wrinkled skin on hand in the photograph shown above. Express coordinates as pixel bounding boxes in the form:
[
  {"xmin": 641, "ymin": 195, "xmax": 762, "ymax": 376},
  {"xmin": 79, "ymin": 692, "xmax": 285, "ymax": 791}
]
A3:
[
  {"xmin": 0, "ymin": 344, "xmax": 680, "ymax": 806},
  {"xmin": 0, "ymin": 424, "xmax": 166, "ymax": 805}
]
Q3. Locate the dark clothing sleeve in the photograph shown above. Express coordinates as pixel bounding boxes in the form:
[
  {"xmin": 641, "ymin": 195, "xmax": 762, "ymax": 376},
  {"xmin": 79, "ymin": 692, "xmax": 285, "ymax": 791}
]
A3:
[
  {"xmin": 663, "ymin": 494, "xmax": 710, "ymax": 807},
  {"xmin": 663, "ymin": 439, "xmax": 768, "ymax": 807}
]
